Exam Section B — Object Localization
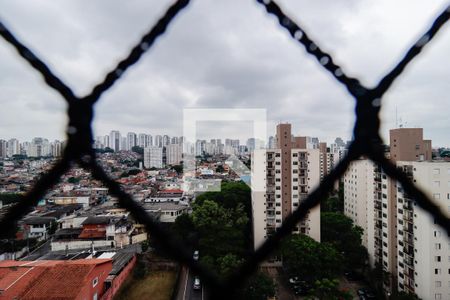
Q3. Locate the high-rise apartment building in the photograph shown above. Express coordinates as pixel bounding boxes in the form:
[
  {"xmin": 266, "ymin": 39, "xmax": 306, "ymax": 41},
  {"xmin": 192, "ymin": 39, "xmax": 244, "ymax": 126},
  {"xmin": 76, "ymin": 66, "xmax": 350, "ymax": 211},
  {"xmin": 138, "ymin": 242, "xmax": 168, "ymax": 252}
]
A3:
[
  {"xmin": 27, "ymin": 137, "xmax": 50, "ymax": 157},
  {"xmin": 163, "ymin": 135, "xmax": 170, "ymax": 146},
  {"xmin": 144, "ymin": 146, "xmax": 163, "ymax": 169},
  {"xmin": 51, "ymin": 140, "xmax": 63, "ymax": 157},
  {"xmin": 7, "ymin": 138, "xmax": 20, "ymax": 157},
  {"xmin": 395, "ymin": 161, "xmax": 450, "ymax": 300},
  {"xmin": 166, "ymin": 144, "xmax": 182, "ymax": 165},
  {"xmin": 344, "ymin": 127, "xmax": 444, "ymax": 298},
  {"xmin": 127, "ymin": 132, "xmax": 137, "ymax": 151},
  {"xmin": 154, "ymin": 135, "xmax": 163, "ymax": 148},
  {"xmin": 252, "ymin": 123, "xmax": 321, "ymax": 250},
  {"xmin": 109, "ymin": 131, "xmax": 121, "ymax": 152},
  {"xmin": 0, "ymin": 140, "xmax": 6, "ymax": 158}
]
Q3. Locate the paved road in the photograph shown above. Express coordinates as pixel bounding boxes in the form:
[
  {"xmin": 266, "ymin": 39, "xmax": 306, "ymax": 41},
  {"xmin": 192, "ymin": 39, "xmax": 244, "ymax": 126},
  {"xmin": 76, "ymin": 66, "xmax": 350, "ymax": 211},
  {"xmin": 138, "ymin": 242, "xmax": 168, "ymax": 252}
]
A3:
[{"xmin": 175, "ymin": 266, "xmax": 203, "ymax": 300}]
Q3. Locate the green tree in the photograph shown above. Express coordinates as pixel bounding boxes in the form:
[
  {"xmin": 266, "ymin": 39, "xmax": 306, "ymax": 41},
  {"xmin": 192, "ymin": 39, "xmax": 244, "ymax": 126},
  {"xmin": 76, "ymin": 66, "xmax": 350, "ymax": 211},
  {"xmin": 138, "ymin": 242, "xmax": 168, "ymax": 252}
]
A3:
[
  {"xmin": 215, "ymin": 165, "xmax": 225, "ymax": 173},
  {"xmin": 131, "ymin": 146, "xmax": 144, "ymax": 155},
  {"xmin": 195, "ymin": 181, "xmax": 252, "ymax": 224},
  {"xmin": 217, "ymin": 254, "xmax": 242, "ymax": 277},
  {"xmin": 241, "ymin": 272, "xmax": 276, "ymax": 300},
  {"xmin": 173, "ymin": 213, "xmax": 197, "ymax": 247},
  {"xmin": 0, "ymin": 193, "xmax": 22, "ymax": 205},
  {"xmin": 307, "ymin": 278, "xmax": 352, "ymax": 300},
  {"xmin": 282, "ymin": 234, "xmax": 343, "ymax": 282},
  {"xmin": 322, "ymin": 195, "xmax": 343, "ymax": 213},
  {"xmin": 192, "ymin": 200, "xmax": 248, "ymax": 258},
  {"xmin": 171, "ymin": 164, "xmax": 183, "ymax": 174},
  {"xmin": 321, "ymin": 212, "xmax": 368, "ymax": 270},
  {"xmin": 67, "ymin": 177, "xmax": 80, "ymax": 184}
]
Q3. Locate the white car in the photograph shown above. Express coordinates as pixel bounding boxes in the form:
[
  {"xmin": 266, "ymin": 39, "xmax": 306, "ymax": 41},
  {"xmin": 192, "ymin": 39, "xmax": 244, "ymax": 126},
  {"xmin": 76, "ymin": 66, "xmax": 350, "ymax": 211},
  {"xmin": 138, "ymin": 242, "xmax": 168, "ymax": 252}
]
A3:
[
  {"xmin": 193, "ymin": 250, "xmax": 199, "ymax": 261},
  {"xmin": 193, "ymin": 277, "xmax": 201, "ymax": 290}
]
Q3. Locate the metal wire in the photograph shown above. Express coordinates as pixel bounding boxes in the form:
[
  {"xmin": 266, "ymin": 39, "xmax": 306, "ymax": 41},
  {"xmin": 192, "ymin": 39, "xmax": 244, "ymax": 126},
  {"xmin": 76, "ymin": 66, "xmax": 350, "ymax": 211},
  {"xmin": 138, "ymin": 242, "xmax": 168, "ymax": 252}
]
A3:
[{"xmin": 1, "ymin": 0, "xmax": 450, "ymax": 299}]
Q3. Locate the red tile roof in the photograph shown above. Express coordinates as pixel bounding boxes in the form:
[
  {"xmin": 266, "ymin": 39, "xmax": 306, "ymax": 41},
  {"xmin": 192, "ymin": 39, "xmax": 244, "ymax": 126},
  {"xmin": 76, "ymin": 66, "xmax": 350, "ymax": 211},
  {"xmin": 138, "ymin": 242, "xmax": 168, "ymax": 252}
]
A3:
[{"xmin": 0, "ymin": 259, "xmax": 112, "ymax": 300}]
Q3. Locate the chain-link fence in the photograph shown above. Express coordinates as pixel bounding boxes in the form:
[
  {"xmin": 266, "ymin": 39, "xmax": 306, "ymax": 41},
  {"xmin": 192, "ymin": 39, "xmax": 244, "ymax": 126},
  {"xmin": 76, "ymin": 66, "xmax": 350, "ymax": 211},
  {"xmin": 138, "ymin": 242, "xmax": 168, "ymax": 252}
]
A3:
[{"xmin": 1, "ymin": 0, "xmax": 450, "ymax": 299}]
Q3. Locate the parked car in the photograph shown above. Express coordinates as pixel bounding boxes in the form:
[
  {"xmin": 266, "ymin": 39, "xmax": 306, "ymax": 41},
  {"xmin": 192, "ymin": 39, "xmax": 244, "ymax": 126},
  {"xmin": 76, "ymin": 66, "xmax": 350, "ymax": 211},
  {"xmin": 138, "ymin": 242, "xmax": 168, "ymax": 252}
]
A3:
[
  {"xmin": 289, "ymin": 276, "xmax": 300, "ymax": 285},
  {"xmin": 193, "ymin": 277, "xmax": 201, "ymax": 290},
  {"xmin": 193, "ymin": 250, "xmax": 199, "ymax": 261},
  {"xmin": 358, "ymin": 288, "xmax": 376, "ymax": 299}
]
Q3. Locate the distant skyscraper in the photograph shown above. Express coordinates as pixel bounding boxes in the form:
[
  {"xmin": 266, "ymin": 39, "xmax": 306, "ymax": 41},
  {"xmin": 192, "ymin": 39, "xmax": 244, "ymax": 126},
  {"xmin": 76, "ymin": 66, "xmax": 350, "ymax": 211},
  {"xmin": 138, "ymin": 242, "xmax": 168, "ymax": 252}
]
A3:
[
  {"xmin": 171, "ymin": 137, "xmax": 179, "ymax": 145},
  {"xmin": 163, "ymin": 135, "xmax": 170, "ymax": 146},
  {"xmin": 155, "ymin": 135, "xmax": 163, "ymax": 148},
  {"xmin": 147, "ymin": 134, "xmax": 153, "ymax": 147},
  {"xmin": 268, "ymin": 136, "xmax": 275, "ymax": 149},
  {"xmin": 103, "ymin": 135, "xmax": 110, "ymax": 148},
  {"xmin": 7, "ymin": 138, "xmax": 20, "ymax": 157},
  {"xmin": 0, "ymin": 140, "xmax": 6, "ymax": 158},
  {"xmin": 121, "ymin": 137, "xmax": 127, "ymax": 151},
  {"xmin": 51, "ymin": 140, "xmax": 63, "ymax": 157},
  {"xmin": 28, "ymin": 137, "xmax": 50, "ymax": 157},
  {"xmin": 109, "ymin": 130, "xmax": 121, "ymax": 152},
  {"xmin": 144, "ymin": 146, "xmax": 163, "ymax": 169},
  {"xmin": 138, "ymin": 133, "xmax": 148, "ymax": 148},
  {"xmin": 166, "ymin": 144, "xmax": 182, "ymax": 165},
  {"xmin": 127, "ymin": 132, "xmax": 137, "ymax": 151}
]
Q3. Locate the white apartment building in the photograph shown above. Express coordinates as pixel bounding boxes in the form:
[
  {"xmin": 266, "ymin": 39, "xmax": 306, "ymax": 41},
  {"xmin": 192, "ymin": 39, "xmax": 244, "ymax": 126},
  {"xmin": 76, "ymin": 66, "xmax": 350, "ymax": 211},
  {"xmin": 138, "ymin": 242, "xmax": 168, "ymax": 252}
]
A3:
[
  {"xmin": 7, "ymin": 138, "xmax": 20, "ymax": 157},
  {"xmin": 109, "ymin": 130, "xmax": 121, "ymax": 152},
  {"xmin": 144, "ymin": 146, "xmax": 163, "ymax": 169},
  {"xmin": 0, "ymin": 140, "xmax": 6, "ymax": 158},
  {"xmin": 252, "ymin": 144, "xmax": 321, "ymax": 250},
  {"xmin": 396, "ymin": 161, "xmax": 450, "ymax": 300},
  {"xmin": 127, "ymin": 132, "xmax": 137, "ymax": 151},
  {"xmin": 166, "ymin": 144, "xmax": 182, "ymax": 165},
  {"xmin": 343, "ymin": 159, "xmax": 377, "ymax": 266},
  {"xmin": 27, "ymin": 137, "xmax": 51, "ymax": 157}
]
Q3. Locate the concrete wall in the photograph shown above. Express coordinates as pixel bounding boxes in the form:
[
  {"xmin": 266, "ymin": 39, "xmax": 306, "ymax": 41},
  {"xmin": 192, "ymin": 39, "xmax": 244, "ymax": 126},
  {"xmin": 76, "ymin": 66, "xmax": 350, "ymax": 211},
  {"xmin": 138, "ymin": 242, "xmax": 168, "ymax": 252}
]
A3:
[{"xmin": 51, "ymin": 240, "xmax": 115, "ymax": 251}]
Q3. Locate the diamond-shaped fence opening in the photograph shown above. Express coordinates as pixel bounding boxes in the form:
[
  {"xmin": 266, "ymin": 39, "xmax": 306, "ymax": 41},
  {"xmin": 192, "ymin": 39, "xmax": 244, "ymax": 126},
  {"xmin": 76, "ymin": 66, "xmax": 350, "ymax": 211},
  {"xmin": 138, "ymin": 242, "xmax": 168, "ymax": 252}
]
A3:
[{"xmin": 1, "ymin": 0, "xmax": 450, "ymax": 299}]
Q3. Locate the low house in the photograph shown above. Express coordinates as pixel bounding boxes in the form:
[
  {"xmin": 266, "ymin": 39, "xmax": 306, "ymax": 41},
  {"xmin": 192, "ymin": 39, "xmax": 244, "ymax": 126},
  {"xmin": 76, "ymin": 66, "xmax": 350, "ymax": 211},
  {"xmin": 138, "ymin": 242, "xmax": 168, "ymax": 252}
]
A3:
[
  {"xmin": 22, "ymin": 216, "xmax": 56, "ymax": 240},
  {"xmin": 144, "ymin": 189, "xmax": 184, "ymax": 203},
  {"xmin": 0, "ymin": 259, "xmax": 113, "ymax": 299},
  {"xmin": 51, "ymin": 216, "xmax": 147, "ymax": 251},
  {"xmin": 142, "ymin": 202, "xmax": 189, "ymax": 222}
]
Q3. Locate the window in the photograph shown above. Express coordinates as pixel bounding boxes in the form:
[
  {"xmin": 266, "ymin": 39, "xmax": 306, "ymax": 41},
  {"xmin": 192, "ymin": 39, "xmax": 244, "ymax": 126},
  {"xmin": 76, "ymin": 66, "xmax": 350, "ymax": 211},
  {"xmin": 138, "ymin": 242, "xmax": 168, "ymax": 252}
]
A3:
[
  {"xmin": 435, "ymin": 294, "xmax": 441, "ymax": 300},
  {"xmin": 434, "ymin": 193, "xmax": 441, "ymax": 200},
  {"xmin": 435, "ymin": 256, "xmax": 441, "ymax": 262},
  {"xmin": 435, "ymin": 231, "xmax": 441, "ymax": 237},
  {"xmin": 435, "ymin": 268, "xmax": 441, "ymax": 275},
  {"xmin": 92, "ymin": 277, "xmax": 99, "ymax": 287},
  {"xmin": 433, "ymin": 181, "xmax": 440, "ymax": 187},
  {"xmin": 434, "ymin": 168, "xmax": 440, "ymax": 175},
  {"xmin": 435, "ymin": 281, "xmax": 442, "ymax": 288},
  {"xmin": 435, "ymin": 243, "xmax": 442, "ymax": 250}
]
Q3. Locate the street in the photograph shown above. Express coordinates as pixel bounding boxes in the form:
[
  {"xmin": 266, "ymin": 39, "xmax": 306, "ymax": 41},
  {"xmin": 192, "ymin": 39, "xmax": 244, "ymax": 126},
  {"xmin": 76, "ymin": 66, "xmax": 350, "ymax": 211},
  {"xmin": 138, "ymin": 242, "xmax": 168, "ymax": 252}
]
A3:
[{"xmin": 175, "ymin": 266, "xmax": 204, "ymax": 300}]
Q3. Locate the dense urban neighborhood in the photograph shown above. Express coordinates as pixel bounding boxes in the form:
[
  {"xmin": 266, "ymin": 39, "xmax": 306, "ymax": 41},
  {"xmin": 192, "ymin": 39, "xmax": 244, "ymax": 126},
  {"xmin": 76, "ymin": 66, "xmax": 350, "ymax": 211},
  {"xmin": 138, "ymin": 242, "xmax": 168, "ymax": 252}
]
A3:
[{"xmin": 0, "ymin": 125, "xmax": 449, "ymax": 299}]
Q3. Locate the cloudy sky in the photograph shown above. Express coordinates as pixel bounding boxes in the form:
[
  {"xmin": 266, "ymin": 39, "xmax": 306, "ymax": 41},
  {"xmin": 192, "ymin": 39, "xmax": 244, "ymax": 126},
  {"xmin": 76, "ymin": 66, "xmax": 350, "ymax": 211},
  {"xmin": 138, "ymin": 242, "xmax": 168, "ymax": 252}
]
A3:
[{"xmin": 0, "ymin": 0, "xmax": 449, "ymax": 146}]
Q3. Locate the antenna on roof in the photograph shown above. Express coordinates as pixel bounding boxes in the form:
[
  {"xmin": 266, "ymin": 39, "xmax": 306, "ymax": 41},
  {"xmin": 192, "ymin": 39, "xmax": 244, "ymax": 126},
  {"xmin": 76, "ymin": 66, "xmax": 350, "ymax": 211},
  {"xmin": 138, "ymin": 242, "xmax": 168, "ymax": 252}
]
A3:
[{"xmin": 395, "ymin": 106, "xmax": 398, "ymax": 128}]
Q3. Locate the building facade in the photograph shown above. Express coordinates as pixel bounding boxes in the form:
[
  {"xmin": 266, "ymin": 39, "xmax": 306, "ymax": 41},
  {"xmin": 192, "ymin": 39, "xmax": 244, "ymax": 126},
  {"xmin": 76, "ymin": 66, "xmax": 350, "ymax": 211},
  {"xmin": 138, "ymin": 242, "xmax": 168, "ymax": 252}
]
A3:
[
  {"xmin": 144, "ymin": 146, "xmax": 163, "ymax": 169},
  {"xmin": 252, "ymin": 123, "xmax": 321, "ymax": 250}
]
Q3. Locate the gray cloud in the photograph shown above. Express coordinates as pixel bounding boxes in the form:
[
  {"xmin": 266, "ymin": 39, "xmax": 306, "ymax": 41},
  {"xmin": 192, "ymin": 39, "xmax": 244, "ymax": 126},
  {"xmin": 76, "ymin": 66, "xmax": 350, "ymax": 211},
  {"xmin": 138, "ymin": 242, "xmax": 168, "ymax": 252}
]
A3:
[{"xmin": 0, "ymin": 0, "xmax": 449, "ymax": 146}]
